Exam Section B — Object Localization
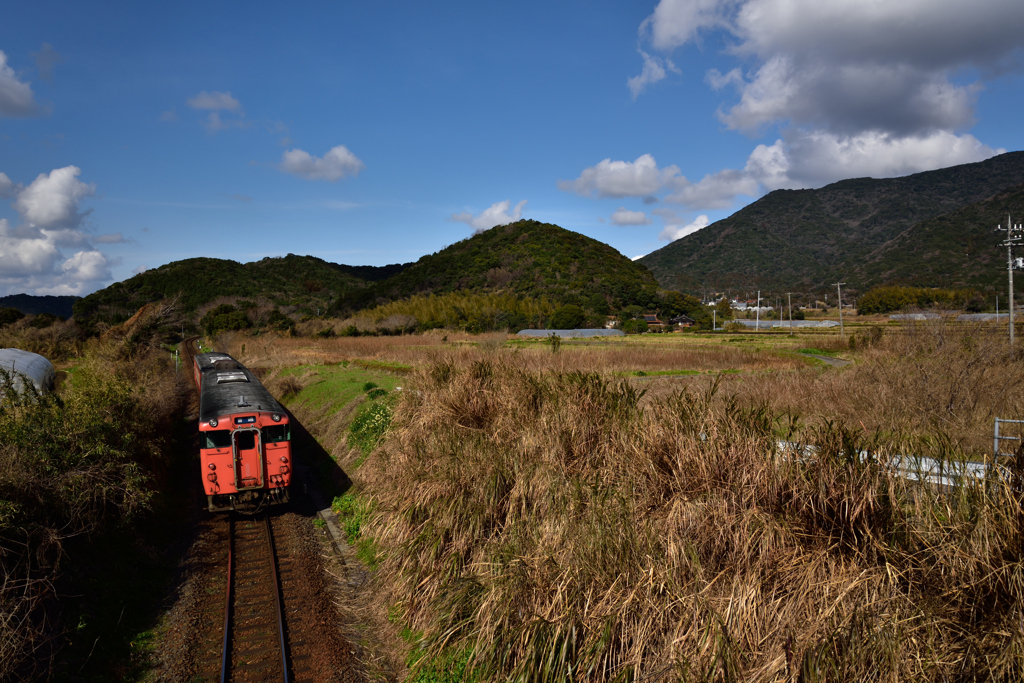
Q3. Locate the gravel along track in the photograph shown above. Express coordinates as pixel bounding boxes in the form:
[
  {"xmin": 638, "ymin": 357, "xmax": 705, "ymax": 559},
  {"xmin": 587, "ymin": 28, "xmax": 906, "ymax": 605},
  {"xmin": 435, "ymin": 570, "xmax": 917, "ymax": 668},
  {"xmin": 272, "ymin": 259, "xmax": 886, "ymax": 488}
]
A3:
[{"xmin": 150, "ymin": 509, "xmax": 361, "ymax": 682}]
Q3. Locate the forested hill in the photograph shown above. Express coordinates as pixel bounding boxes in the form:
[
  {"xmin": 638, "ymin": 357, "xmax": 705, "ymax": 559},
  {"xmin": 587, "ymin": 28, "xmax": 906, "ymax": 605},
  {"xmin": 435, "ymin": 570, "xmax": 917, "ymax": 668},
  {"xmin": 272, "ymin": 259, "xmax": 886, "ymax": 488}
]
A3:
[
  {"xmin": 73, "ymin": 254, "xmax": 411, "ymax": 324},
  {"xmin": 855, "ymin": 182, "xmax": 1024, "ymax": 290},
  {"xmin": 639, "ymin": 151, "xmax": 1024, "ymax": 294},
  {"xmin": 333, "ymin": 219, "xmax": 661, "ymax": 314},
  {"xmin": 0, "ymin": 294, "xmax": 80, "ymax": 318}
]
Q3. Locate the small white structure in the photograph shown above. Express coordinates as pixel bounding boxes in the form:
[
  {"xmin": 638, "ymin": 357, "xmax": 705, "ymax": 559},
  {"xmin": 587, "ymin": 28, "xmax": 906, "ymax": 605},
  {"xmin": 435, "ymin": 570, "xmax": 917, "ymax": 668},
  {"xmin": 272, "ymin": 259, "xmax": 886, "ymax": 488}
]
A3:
[{"xmin": 0, "ymin": 348, "xmax": 56, "ymax": 395}]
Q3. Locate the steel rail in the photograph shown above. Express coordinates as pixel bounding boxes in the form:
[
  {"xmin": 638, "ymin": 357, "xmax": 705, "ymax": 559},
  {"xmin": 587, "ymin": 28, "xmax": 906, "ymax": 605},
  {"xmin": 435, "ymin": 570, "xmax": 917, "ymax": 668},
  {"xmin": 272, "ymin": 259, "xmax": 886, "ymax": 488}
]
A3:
[
  {"xmin": 220, "ymin": 516, "xmax": 234, "ymax": 683},
  {"xmin": 264, "ymin": 514, "xmax": 291, "ymax": 683}
]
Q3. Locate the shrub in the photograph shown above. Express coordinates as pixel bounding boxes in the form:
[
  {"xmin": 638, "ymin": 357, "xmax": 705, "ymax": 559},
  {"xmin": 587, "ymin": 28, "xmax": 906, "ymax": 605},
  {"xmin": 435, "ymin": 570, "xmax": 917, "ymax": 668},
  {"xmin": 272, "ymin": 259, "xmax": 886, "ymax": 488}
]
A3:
[
  {"xmin": 548, "ymin": 304, "xmax": 586, "ymax": 330},
  {"xmin": 0, "ymin": 307, "xmax": 25, "ymax": 327},
  {"xmin": 200, "ymin": 304, "xmax": 251, "ymax": 335}
]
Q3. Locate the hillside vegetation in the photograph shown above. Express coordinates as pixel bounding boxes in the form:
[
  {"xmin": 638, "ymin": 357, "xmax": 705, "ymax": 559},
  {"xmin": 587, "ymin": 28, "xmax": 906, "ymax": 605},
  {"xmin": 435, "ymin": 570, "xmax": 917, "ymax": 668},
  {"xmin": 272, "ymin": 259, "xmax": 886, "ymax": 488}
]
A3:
[
  {"xmin": 640, "ymin": 151, "xmax": 1024, "ymax": 295},
  {"xmin": 72, "ymin": 254, "xmax": 409, "ymax": 325},
  {"xmin": 334, "ymin": 220, "xmax": 661, "ymax": 316}
]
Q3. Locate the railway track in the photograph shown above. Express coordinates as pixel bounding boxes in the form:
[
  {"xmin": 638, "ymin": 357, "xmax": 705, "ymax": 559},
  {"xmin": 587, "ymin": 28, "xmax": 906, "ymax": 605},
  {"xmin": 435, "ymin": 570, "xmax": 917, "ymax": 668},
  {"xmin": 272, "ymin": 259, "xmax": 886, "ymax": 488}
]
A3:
[
  {"xmin": 182, "ymin": 335, "xmax": 200, "ymax": 390},
  {"xmin": 191, "ymin": 513, "xmax": 323, "ymax": 683}
]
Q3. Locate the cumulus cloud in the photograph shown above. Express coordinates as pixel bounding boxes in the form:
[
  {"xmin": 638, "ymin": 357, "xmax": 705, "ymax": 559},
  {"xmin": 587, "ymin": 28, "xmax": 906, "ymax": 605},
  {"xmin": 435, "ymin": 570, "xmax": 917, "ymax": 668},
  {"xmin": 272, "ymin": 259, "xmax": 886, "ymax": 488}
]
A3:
[
  {"xmin": 14, "ymin": 166, "xmax": 95, "ymax": 229},
  {"xmin": 623, "ymin": 0, "xmax": 1022, "ymax": 209},
  {"xmin": 627, "ymin": 51, "xmax": 679, "ymax": 99},
  {"xmin": 559, "ymin": 154, "xmax": 682, "ymax": 198},
  {"xmin": 0, "ymin": 51, "xmax": 38, "ymax": 117},
  {"xmin": 0, "ymin": 166, "xmax": 117, "ymax": 296},
  {"xmin": 186, "ymin": 91, "xmax": 247, "ymax": 132},
  {"xmin": 279, "ymin": 145, "xmax": 365, "ymax": 181},
  {"xmin": 610, "ymin": 208, "xmax": 652, "ymax": 226},
  {"xmin": 666, "ymin": 129, "xmax": 1003, "ymax": 210},
  {"xmin": 660, "ymin": 214, "xmax": 710, "ymax": 241},
  {"xmin": 451, "ymin": 200, "xmax": 527, "ymax": 234},
  {"xmin": 639, "ymin": 0, "xmax": 1024, "ymax": 135},
  {"xmin": 186, "ymin": 90, "xmax": 242, "ymax": 112},
  {"xmin": 0, "ymin": 172, "xmax": 18, "ymax": 198}
]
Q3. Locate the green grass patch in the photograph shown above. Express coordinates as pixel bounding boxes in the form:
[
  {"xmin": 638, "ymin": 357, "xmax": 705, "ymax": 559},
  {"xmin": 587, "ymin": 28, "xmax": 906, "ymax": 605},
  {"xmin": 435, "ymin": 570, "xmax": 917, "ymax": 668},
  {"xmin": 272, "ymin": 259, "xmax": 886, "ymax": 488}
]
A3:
[
  {"xmin": 280, "ymin": 364, "xmax": 400, "ymax": 416},
  {"xmin": 331, "ymin": 492, "xmax": 381, "ymax": 569},
  {"xmin": 797, "ymin": 347, "xmax": 839, "ymax": 357},
  {"xmin": 352, "ymin": 358, "xmax": 413, "ymax": 373}
]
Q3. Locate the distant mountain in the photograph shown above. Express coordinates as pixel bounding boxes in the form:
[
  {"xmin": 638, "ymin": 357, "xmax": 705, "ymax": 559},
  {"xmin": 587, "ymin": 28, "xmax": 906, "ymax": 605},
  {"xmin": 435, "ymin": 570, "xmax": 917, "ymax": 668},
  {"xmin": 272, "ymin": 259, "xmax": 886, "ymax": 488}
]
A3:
[
  {"xmin": 74, "ymin": 254, "xmax": 411, "ymax": 324},
  {"xmin": 639, "ymin": 151, "xmax": 1024, "ymax": 295},
  {"xmin": 334, "ymin": 219, "xmax": 660, "ymax": 314},
  {"xmin": 0, "ymin": 294, "xmax": 80, "ymax": 318},
  {"xmin": 856, "ymin": 182, "xmax": 1024, "ymax": 290}
]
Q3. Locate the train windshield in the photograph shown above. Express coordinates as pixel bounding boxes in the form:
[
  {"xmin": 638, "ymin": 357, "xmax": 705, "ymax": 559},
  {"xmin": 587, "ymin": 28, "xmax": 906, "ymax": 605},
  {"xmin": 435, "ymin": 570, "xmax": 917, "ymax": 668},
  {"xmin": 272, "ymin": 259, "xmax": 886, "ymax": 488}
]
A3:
[
  {"xmin": 262, "ymin": 424, "xmax": 290, "ymax": 443},
  {"xmin": 203, "ymin": 430, "xmax": 232, "ymax": 449}
]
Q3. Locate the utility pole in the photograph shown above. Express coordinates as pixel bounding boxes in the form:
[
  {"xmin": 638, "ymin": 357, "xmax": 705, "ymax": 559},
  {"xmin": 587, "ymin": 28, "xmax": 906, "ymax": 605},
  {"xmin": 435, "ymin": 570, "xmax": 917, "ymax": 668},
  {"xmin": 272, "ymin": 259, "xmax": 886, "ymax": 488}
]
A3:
[
  {"xmin": 756, "ymin": 290, "xmax": 761, "ymax": 331},
  {"xmin": 997, "ymin": 215, "xmax": 1024, "ymax": 346},
  {"xmin": 787, "ymin": 292, "xmax": 793, "ymax": 336},
  {"xmin": 832, "ymin": 282, "xmax": 846, "ymax": 338}
]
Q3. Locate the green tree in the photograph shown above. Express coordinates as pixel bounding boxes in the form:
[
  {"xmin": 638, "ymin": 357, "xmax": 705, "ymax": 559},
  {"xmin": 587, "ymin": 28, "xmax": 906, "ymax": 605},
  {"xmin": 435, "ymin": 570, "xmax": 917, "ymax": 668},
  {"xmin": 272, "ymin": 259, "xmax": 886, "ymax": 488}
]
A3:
[
  {"xmin": 714, "ymin": 298, "xmax": 734, "ymax": 321},
  {"xmin": 549, "ymin": 304, "xmax": 586, "ymax": 329}
]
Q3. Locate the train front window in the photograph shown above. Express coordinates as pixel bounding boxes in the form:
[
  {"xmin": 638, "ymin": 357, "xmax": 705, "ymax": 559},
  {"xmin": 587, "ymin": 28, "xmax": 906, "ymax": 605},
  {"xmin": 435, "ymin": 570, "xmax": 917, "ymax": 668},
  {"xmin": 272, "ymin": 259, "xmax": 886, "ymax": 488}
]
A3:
[
  {"xmin": 236, "ymin": 431, "xmax": 256, "ymax": 450},
  {"xmin": 262, "ymin": 424, "xmax": 290, "ymax": 443},
  {"xmin": 204, "ymin": 430, "xmax": 231, "ymax": 449}
]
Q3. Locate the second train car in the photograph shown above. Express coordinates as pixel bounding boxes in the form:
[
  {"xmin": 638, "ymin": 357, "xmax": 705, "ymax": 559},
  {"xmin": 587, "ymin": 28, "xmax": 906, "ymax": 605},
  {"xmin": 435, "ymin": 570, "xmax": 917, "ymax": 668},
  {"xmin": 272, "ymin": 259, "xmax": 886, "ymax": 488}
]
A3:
[{"xmin": 194, "ymin": 352, "xmax": 292, "ymax": 512}]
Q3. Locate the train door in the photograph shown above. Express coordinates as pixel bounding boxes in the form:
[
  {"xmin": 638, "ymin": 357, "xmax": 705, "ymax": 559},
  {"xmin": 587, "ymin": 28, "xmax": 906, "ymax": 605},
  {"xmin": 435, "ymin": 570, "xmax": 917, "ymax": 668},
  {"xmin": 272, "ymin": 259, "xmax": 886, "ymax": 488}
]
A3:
[{"xmin": 232, "ymin": 429, "xmax": 264, "ymax": 490}]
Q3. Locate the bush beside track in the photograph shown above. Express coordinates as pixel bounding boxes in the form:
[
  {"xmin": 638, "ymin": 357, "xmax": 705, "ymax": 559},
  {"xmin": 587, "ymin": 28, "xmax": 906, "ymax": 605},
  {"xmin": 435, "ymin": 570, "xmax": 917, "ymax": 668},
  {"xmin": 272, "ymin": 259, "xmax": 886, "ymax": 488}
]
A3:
[{"xmin": 0, "ymin": 304, "xmax": 191, "ymax": 679}]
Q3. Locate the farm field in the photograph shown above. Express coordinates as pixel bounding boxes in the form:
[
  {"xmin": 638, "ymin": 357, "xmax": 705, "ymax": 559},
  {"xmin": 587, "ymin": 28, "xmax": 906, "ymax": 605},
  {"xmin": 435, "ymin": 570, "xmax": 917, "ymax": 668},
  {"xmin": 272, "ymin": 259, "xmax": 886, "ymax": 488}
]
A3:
[{"xmin": 212, "ymin": 317, "xmax": 1024, "ymax": 682}]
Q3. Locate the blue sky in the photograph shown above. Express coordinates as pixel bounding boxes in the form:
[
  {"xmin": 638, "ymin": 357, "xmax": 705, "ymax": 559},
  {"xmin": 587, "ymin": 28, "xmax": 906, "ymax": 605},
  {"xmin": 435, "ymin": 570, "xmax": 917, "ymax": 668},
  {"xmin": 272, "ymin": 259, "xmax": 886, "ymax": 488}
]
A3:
[{"xmin": 1, "ymin": 0, "xmax": 1023, "ymax": 296}]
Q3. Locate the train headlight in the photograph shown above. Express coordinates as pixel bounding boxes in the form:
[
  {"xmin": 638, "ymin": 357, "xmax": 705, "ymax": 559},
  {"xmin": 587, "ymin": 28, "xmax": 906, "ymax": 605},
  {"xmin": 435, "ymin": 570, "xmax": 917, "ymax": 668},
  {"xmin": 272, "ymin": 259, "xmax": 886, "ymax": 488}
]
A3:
[
  {"xmin": 209, "ymin": 418, "xmax": 218, "ymax": 428},
  {"xmin": 271, "ymin": 413, "xmax": 281, "ymax": 422},
  {"xmin": 208, "ymin": 463, "xmax": 216, "ymax": 470},
  {"xmin": 280, "ymin": 456, "xmax": 288, "ymax": 463}
]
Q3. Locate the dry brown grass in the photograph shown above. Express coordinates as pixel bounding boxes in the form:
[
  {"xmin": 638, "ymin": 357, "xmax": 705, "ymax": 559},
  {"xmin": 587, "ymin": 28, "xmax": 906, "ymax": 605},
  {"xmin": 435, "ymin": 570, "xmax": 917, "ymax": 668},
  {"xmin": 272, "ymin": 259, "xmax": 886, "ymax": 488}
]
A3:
[
  {"xmin": 735, "ymin": 319, "xmax": 1024, "ymax": 455},
  {"xmin": 217, "ymin": 330, "xmax": 805, "ymax": 379},
  {"xmin": 344, "ymin": 341, "xmax": 1024, "ymax": 682}
]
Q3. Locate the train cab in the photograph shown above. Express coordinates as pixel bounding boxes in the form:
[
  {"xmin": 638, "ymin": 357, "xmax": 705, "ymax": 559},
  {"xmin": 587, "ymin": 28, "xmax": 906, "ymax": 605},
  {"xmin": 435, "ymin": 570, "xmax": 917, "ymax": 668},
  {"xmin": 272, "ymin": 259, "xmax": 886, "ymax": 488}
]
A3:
[{"xmin": 195, "ymin": 353, "xmax": 292, "ymax": 512}]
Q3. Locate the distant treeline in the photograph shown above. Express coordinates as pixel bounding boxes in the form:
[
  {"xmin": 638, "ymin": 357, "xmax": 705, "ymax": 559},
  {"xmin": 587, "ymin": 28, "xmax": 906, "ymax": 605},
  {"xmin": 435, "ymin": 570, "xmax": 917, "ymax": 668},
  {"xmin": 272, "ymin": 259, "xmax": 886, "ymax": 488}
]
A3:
[{"xmin": 857, "ymin": 286, "xmax": 986, "ymax": 315}]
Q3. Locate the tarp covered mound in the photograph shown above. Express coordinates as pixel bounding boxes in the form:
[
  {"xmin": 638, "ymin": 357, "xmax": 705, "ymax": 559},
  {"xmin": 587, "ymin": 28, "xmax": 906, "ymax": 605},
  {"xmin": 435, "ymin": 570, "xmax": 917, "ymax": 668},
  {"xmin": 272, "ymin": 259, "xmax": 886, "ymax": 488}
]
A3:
[
  {"xmin": 0, "ymin": 348, "xmax": 56, "ymax": 395},
  {"xmin": 516, "ymin": 329, "xmax": 625, "ymax": 338}
]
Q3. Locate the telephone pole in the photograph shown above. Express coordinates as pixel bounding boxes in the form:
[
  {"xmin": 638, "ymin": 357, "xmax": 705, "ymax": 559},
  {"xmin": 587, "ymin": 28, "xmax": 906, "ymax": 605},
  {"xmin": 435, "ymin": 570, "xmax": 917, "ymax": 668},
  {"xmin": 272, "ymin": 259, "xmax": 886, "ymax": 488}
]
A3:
[
  {"xmin": 997, "ymin": 215, "xmax": 1024, "ymax": 346},
  {"xmin": 787, "ymin": 292, "xmax": 793, "ymax": 336},
  {"xmin": 832, "ymin": 282, "xmax": 846, "ymax": 338},
  {"xmin": 756, "ymin": 290, "xmax": 761, "ymax": 331}
]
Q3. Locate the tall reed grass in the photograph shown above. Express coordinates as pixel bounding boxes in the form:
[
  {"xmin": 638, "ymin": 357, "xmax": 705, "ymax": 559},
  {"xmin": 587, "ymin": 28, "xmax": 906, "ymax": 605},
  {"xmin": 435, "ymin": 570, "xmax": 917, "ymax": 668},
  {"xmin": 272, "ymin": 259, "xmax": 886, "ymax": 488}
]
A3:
[{"xmin": 355, "ymin": 350, "xmax": 1024, "ymax": 681}]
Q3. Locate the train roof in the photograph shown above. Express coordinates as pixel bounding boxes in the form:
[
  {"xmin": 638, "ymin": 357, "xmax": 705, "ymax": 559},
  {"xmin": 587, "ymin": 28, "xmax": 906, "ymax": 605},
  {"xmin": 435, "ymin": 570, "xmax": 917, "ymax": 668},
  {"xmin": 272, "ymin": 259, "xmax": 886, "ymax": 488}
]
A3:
[{"xmin": 194, "ymin": 352, "xmax": 285, "ymax": 423}]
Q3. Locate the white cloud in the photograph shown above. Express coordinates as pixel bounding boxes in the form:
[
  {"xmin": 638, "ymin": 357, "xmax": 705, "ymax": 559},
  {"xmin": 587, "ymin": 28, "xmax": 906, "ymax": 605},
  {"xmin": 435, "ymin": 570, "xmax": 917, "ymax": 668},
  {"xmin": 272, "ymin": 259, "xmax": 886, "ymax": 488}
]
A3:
[
  {"xmin": 631, "ymin": 254, "xmax": 647, "ymax": 261},
  {"xmin": 61, "ymin": 250, "xmax": 112, "ymax": 282},
  {"xmin": 132, "ymin": 265, "xmax": 148, "ymax": 275},
  {"xmin": 186, "ymin": 90, "xmax": 242, "ymax": 112},
  {"xmin": 665, "ymin": 129, "xmax": 1003, "ymax": 210},
  {"xmin": 610, "ymin": 208, "xmax": 652, "ymax": 226},
  {"xmin": 13, "ymin": 166, "xmax": 95, "ymax": 229},
  {"xmin": 0, "ymin": 167, "xmax": 117, "ymax": 296},
  {"xmin": 0, "ymin": 172, "xmax": 18, "ymax": 198},
  {"xmin": 559, "ymin": 154, "xmax": 682, "ymax": 198},
  {"xmin": 625, "ymin": 0, "xmax": 1021, "ymax": 210},
  {"xmin": 279, "ymin": 145, "xmax": 365, "ymax": 181},
  {"xmin": 639, "ymin": 0, "xmax": 1024, "ymax": 135},
  {"xmin": 660, "ymin": 214, "xmax": 710, "ymax": 241},
  {"xmin": 627, "ymin": 51, "xmax": 679, "ymax": 99},
  {"xmin": 451, "ymin": 200, "xmax": 527, "ymax": 234},
  {"xmin": 0, "ymin": 51, "xmax": 38, "ymax": 117}
]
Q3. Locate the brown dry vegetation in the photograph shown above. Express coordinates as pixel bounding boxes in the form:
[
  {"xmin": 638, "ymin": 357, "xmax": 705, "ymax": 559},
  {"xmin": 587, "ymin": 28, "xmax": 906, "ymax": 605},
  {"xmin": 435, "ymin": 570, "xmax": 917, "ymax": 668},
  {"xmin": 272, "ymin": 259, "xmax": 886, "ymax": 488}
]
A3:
[
  {"xmin": 218, "ymin": 330, "xmax": 807, "ymax": 377},
  {"xmin": 733, "ymin": 319, "xmax": 1024, "ymax": 456},
  {"xmin": 325, "ymin": 320, "xmax": 1024, "ymax": 682},
  {"xmin": 0, "ymin": 305, "xmax": 191, "ymax": 679}
]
